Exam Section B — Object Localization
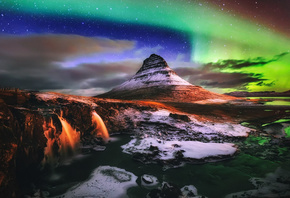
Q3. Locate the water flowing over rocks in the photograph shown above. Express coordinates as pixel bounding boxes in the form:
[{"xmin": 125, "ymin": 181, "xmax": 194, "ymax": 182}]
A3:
[{"xmin": 0, "ymin": 88, "xmax": 252, "ymax": 197}]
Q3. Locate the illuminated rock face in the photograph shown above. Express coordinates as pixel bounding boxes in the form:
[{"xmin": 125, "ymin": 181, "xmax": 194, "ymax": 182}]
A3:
[{"xmin": 98, "ymin": 54, "xmax": 235, "ymax": 102}]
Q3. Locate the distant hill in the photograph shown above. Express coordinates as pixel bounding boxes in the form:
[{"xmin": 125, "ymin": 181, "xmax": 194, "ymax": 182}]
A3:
[
  {"xmin": 97, "ymin": 54, "xmax": 235, "ymax": 102},
  {"xmin": 225, "ymin": 90, "xmax": 290, "ymax": 97}
]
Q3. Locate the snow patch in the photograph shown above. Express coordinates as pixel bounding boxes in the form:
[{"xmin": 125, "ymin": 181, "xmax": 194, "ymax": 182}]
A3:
[
  {"xmin": 57, "ymin": 166, "xmax": 137, "ymax": 198},
  {"xmin": 122, "ymin": 138, "xmax": 237, "ymax": 160},
  {"xmin": 114, "ymin": 108, "xmax": 250, "ymax": 141},
  {"xmin": 36, "ymin": 92, "xmax": 97, "ymax": 106}
]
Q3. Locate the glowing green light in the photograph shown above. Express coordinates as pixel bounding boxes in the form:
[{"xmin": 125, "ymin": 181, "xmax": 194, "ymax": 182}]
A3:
[
  {"xmin": 2, "ymin": 0, "xmax": 290, "ymax": 63},
  {"xmin": 285, "ymin": 126, "xmax": 290, "ymax": 138},
  {"xmin": 262, "ymin": 119, "xmax": 290, "ymax": 127},
  {"xmin": 245, "ymin": 135, "xmax": 270, "ymax": 146},
  {"xmin": 2, "ymin": 0, "xmax": 290, "ymax": 92}
]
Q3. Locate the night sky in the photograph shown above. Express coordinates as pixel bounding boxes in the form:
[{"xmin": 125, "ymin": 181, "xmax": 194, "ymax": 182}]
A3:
[{"xmin": 0, "ymin": 0, "xmax": 289, "ymax": 96}]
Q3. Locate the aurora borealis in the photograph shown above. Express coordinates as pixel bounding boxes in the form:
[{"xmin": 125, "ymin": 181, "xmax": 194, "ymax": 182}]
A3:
[{"xmin": 0, "ymin": 0, "xmax": 289, "ymax": 95}]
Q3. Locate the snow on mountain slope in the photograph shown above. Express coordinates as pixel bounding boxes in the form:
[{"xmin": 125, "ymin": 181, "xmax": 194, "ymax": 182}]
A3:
[
  {"xmin": 112, "ymin": 54, "xmax": 192, "ymax": 91},
  {"xmin": 98, "ymin": 54, "xmax": 236, "ymax": 102}
]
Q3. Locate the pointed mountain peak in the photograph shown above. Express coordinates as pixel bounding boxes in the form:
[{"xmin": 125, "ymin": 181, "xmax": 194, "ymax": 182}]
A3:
[
  {"xmin": 97, "ymin": 54, "xmax": 235, "ymax": 102},
  {"xmin": 136, "ymin": 54, "xmax": 170, "ymax": 74}
]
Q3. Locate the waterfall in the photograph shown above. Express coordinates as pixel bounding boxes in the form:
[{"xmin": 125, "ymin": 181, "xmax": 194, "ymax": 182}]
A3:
[
  {"xmin": 57, "ymin": 114, "xmax": 80, "ymax": 157},
  {"xmin": 43, "ymin": 111, "xmax": 80, "ymax": 165},
  {"xmin": 92, "ymin": 111, "xmax": 110, "ymax": 141},
  {"xmin": 43, "ymin": 118, "xmax": 57, "ymax": 165},
  {"xmin": 42, "ymin": 111, "xmax": 108, "ymax": 166}
]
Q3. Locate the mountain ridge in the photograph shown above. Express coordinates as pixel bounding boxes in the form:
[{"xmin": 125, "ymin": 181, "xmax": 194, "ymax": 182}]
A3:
[
  {"xmin": 225, "ymin": 90, "xmax": 290, "ymax": 97},
  {"xmin": 97, "ymin": 54, "xmax": 236, "ymax": 102}
]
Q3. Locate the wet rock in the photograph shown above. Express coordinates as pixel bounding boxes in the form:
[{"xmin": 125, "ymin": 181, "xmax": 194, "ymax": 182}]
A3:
[
  {"xmin": 181, "ymin": 185, "xmax": 198, "ymax": 197},
  {"xmin": 0, "ymin": 100, "xmax": 48, "ymax": 197},
  {"xmin": 225, "ymin": 168, "xmax": 290, "ymax": 198},
  {"xmin": 147, "ymin": 182, "xmax": 182, "ymax": 198},
  {"xmin": 141, "ymin": 174, "xmax": 159, "ymax": 189},
  {"xmin": 169, "ymin": 113, "xmax": 191, "ymax": 122}
]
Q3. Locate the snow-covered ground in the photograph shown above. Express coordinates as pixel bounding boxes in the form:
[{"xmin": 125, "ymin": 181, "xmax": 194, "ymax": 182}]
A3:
[
  {"xmin": 36, "ymin": 92, "xmax": 252, "ymax": 164},
  {"xmin": 115, "ymin": 108, "xmax": 251, "ymax": 163},
  {"xmin": 115, "ymin": 108, "xmax": 251, "ymax": 141},
  {"xmin": 56, "ymin": 166, "xmax": 137, "ymax": 198},
  {"xmin": 122, "ymin": 137, "xmax": 237, "ymax": 161},
  {"xmin": 36, "ymin": 92, "xmax": 98, "ymax": 106}
]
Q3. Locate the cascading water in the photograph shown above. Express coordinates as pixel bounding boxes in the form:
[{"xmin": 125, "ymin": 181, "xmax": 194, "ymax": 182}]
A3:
[
  {"xmin": 42, "ymin": 111, "xmax": 80, "ymax": 165},
  {"xmin": 42, "ymin": 110, "xmax": 108, "ymax": 166},
  {"xmin": 57, "ymin": 113, "xmax": 80, "ymax": 157},
  {"xmin": 91, "ymin": 111, "xmax": 110, "ymax": 141},
  {"xmin": 42, "ymin": 118, "xmax": 57, "ymax": 165}
]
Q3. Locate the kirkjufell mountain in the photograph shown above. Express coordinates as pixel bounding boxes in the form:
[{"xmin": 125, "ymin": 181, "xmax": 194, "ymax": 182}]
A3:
[{"xmin": 98, "ymin": 54, "xmax": 235, "ymax": 102}]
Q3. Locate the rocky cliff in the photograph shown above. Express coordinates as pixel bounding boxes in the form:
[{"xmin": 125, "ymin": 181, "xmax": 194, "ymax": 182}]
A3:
[{"xmin": 1, "ymin": 88, "xmax": 289, "ymax": 197}]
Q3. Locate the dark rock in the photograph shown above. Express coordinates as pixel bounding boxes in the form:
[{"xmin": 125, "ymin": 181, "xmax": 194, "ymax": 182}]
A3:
[
  {"xmin": 169, "ymin": 113, "xmax": 190, "ymax": 122},
  {"xmin": 147, "ymin": 182, "xmax": 182, "ymax": 198}
]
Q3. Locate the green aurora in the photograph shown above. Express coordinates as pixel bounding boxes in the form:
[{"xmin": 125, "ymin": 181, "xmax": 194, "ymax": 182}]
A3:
[{"xmin": 1, "ymin": 0, "xmax": 289, "ymax": 92}]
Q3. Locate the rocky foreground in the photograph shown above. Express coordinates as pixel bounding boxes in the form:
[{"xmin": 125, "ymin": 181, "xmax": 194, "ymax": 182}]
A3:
[{"xmin": 1, "ymin": 89, "xmax": 290, "ymax": 197}]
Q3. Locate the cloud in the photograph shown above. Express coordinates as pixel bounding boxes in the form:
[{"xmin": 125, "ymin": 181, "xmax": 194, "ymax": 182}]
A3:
[
  {"xmin": 134, "ymin": 45, "xmax": 164, "ymax": 58},
  {"xmin": 173, "ymin": 53, "xmax": 289, "ymax": 91},
  {"xmin": 0, "ymin": 59, "xmax": 140, "ymax": 92},
  {"xmin": 196, "ymin": 73, "xmax": 263, "ymax": 88},
  {"xmin": 175, "ymin": 53, "xmax": 187, "ymax": 62},
  {"xmin": 0, "ymin": 34, "xmax": 138, "ymax": 94},
  {"xmin": 255, "ymin": 81, "xmax": 275, "ymax": 87},
  {"xmin": 0, "ymin": 34, "xmax": 135, "ymax": 61},
  {"xmin": 175, "ymin": 67, "xmax": 264, "ymax": 89},
  {"xmin": 44, "ymin": 88, "xmax": 107, "ymax": 97},
  {"xmin": 203, "ymin": 52, "xmax": 289, "ymax": 70}
]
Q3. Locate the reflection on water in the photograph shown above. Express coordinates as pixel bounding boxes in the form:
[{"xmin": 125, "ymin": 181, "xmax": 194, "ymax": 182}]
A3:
[
  {"xmin": 265, "ymin": 100, "xmax": 290, "ymax": 106},
  {"xmin": 247, "ymin": 97, "xmax": 290, "ymax": 106}
]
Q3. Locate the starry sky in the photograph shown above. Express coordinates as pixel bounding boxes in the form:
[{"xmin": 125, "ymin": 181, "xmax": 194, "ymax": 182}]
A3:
[{"xmin": 0, "ymin": 0, "xmax": 289, "ymax": 96}]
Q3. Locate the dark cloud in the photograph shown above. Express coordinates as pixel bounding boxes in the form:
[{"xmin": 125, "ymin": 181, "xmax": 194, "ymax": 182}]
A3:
[
  {"xmin": 80, "ymin": 76, "xmax": 132, "ymax": 89},
  {"xmin": 204, "ymin": 52, "xmax": 289, "ymax": 70},
  {"xmin": 198, "ymin": 75, "xmax": 263, "ymax": 88},
  {"xmin": 0, "ymin": 59, "xmax": 139, "ymax": 91},
  {"xmin": 175, "ymin": 68, "xmax": 266, "ymax": 89},
  {"xmin": 256, "ymin": 81, "xmax": 275, "ymax": 87},
  {"xmin": 0, "ymin": 34, "xmax": 138, "ymax": 94},
  {"xmin": 0, "ymin": 73, "xmax": 65, "ymax": 90},
  {"xmin": 174, "ymin": 67, "xmax": 203, "ymax": 76},
  {"xmin": 73, "ymin": 61, "xmax": 140, "ymax": 77},
  {"xmin": 174, "ymin": 53, "xmax": 288, "ymax": 90}
]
